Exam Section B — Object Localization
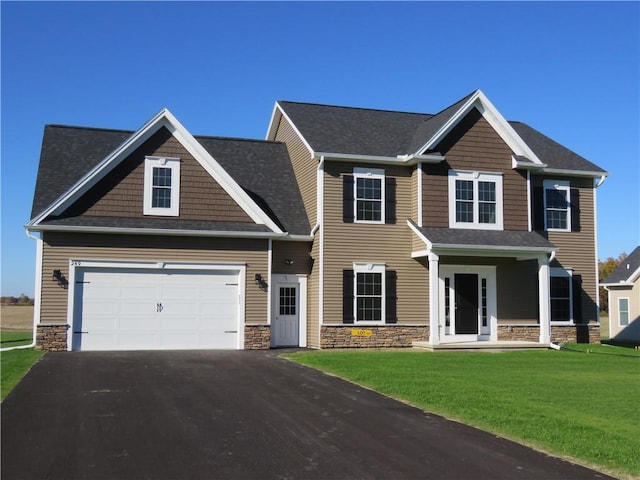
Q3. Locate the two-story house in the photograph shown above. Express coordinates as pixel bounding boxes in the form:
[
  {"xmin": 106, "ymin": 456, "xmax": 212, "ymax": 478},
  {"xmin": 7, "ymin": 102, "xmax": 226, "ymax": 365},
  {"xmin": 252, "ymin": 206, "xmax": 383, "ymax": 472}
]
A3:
[{"xmin": 27, "ymin": 90, "xmax": 607, "ymax": 351}]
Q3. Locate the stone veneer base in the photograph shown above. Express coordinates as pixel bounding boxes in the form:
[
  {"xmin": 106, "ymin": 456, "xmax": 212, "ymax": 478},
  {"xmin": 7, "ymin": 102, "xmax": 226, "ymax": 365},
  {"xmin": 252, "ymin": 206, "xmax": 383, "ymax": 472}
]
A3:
[
  {"xmin": 36, "ymin": 324, "xmax": 68, "ymax": 351},
  {"xmin": 497, "ymin": 324, "xmax": 600, "ymax": 344},
  {"xmin": 244, "ymin": 325, "xmax": 271, "ymax": 349},
  {"xmin": 321, "ymin": 325, "xmax": 429, "ymax": 349}
]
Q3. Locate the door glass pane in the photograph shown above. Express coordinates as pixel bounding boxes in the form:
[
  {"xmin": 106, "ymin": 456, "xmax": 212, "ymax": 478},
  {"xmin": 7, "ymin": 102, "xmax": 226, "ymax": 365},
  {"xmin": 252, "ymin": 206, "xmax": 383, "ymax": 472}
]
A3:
[{"xmin": 279, "ymin": 287, "xmax": 296, "ymax": 315}]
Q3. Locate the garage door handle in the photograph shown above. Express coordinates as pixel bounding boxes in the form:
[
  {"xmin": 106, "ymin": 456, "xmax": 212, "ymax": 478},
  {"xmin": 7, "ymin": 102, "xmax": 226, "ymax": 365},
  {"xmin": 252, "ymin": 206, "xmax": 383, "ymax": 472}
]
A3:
[
  {"xmin": 225, "ymin": 331, "xmax": 237, "ymax": 334},
  {"xmin": 74, "ymin": 331, "xmax": 88, "ymax": 334},
  {"xmin": 157, "ymin": 303, "xmax": 163, "ymax": 312}
]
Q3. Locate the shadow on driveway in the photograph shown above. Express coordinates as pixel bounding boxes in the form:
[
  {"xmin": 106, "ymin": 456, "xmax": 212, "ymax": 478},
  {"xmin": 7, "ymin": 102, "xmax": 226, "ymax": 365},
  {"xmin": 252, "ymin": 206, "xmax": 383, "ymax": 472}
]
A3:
[{"xmin": 1, "ymin": 350, "xmax": 613, "ymax": 479}]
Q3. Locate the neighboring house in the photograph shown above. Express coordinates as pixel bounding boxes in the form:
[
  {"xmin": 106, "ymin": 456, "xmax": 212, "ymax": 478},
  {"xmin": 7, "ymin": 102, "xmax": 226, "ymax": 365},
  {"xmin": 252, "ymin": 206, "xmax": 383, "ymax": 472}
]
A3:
[
  {"xmin": 601, "ymin": 247, "xmax": 640, "ymax": 345},
  {"xmin": 27, "ymin": 90, "xmax": 608, "ymax": 351}
]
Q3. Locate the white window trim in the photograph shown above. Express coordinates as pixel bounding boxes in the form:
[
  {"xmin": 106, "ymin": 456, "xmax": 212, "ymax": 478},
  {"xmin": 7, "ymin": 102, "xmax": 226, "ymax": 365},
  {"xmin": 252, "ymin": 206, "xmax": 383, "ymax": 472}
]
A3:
[
  {"xmin": 550, "ymin": 267, "xmax": 573, "ymax": 325},
  {"xmin": 353, "ymin": 167, "xmax": 385, "ymax": 224},
  {"xmin": 543, "ymin": 179, "xmax": 571, "ymax": 232},
  {"xmin": 353, "ymin": 262, "xmax": 386, "ymax": 324},
  {"xmin": 448, "ymin": 170, "xmax": 503, "ymax": 230},
  {"xmin": 618, "ymin": 297, "xmax": 630, "ymax": 327},
  {"xmin": 144, "ymin": 156, "xmax": 181, "ymax": 216}
]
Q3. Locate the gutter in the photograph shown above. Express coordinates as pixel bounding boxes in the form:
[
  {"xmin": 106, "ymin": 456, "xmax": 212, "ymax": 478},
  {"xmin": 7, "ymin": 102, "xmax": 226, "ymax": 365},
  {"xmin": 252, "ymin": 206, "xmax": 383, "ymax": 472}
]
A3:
[{"xmin": 314, "ymin": 151, "xmax": 444, "ymax": 166}]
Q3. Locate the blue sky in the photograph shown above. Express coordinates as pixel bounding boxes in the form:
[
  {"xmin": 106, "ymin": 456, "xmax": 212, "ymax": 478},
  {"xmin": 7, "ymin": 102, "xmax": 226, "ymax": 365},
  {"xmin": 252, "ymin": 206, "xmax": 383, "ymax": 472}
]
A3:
[{"xmin": 1, "ymin": 1, "xmax": 639, "ymax": 296}]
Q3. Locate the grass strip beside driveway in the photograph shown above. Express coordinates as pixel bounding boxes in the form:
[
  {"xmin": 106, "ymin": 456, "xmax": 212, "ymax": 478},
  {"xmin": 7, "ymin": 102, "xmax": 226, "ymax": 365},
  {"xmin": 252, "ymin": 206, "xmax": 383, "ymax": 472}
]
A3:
[
  {"xmin": 286, "ymin": 347, "xmax": 639, "ymax": 480},
  {"xmin": 1, "ymin": 331, "xmax": 44, "ymax": 400}
]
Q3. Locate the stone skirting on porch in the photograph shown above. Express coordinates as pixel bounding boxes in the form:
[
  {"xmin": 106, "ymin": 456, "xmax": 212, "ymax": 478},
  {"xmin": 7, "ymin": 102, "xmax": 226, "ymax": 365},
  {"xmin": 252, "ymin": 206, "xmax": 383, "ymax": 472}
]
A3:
[
  {"xmin": 244, "ymin": 324, "xmax": 271, "ymax": 349},
  {"xmin": 497, "ymin": 324, "xmax": 600, "ymax": 344},
  {"xmin": 320, "ymin": 325, "xmax": 429, "ymax": 349},
  {"xmin": 36, "ymin": 324, "xmax": 68, "ymax": 351}
]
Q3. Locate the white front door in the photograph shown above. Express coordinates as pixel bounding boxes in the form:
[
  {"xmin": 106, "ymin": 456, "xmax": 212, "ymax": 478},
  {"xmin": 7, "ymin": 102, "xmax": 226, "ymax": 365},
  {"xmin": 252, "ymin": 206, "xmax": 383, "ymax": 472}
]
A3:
[
  {"xmin": 273, "ymin": 282, "xmax": 299, "ymax": 347},
  {"xmin": 439, "ymin": 265, "xmax": 497, "ymax": 343}
]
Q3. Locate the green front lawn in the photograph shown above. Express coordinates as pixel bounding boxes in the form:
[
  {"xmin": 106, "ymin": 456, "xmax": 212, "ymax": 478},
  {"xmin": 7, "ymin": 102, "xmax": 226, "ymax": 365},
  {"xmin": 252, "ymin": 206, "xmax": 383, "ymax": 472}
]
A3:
[
  {"xmin": 1, "ymin": 331, "xmax": 43, "ymax": 400},
  {"xmin": 286, "ymin": 347, "xmax": 639, "ymax": 480}
]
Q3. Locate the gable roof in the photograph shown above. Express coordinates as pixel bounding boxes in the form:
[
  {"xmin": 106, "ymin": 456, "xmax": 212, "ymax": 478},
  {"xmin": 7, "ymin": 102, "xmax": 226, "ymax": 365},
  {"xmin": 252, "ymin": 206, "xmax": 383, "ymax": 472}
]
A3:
[
  {"xmin": 29, "ymin": 117, "xmax": 310, "ymax": 237},
  {"xmin": 602, "ymin": 246, "xmax": 640, "ymax": 285},
  {"xmin": 28, "ymin": 109, "xmax": 286, "ymax": 234},
  {"xmin": 270, "ymin": 90, "xmax": 607, "ymax": 176}
]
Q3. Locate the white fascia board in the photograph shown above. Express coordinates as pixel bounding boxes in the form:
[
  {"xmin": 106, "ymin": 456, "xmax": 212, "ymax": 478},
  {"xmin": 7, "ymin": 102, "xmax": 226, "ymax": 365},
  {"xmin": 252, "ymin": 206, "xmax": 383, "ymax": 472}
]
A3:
[
  {"xmin": 416, "ymin": 90, "xmax": 544, "ymax": 165},
  {"xmin": 512, "ymin": 155, "xmax": 547, "ymax": 170},
  {"xmin": 406, "ymin": 220, "xmax": 433, "ymax": 250},
  {"xmin": 541, "ymin": 167, "xmax": 610, "ymax": 178},
  {"xmin": 266, "ymin": 103, "xmax": 314, "ymax": 156},
  {"xmin": 430, "ymin": 244, "xmax": 556, "ymax": 259},
  {"xmin": 315, "ymin": 151, "xmax": 444, "ymax": 166},
  {"xmin": 28, "ymin": 224, "xmax": 290, "ymax": 239}
]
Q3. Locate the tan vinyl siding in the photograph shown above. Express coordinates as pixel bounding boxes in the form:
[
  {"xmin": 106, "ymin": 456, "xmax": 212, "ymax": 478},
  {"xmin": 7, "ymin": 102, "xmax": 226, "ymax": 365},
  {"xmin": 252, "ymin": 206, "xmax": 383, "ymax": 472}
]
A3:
[
  {"xmin": 607, "ymin": 283, "xmax": 640, "ymax": 340},
  {"xmin": 273, "ymin": 116, "xmax": 317, "ymax": 226},
  {"xmin": 307, "ymin": 238, "xmax": 320, "ymax": 348},
  {"xmin": 66, "ymin": 127, "xmax": 253, "ymax": 223},
  {"xmin": 423, "ymin": 110, "xmax": 528, "ymax": 231},
  {"xmin": 40, "ymin": 232, "xmax": 268, "ymax": 325},
  {"xmin": 323, "ymin": 161, "xmax": 428, "ymax": 325},
  {"xmin": 272, "ymin": 241, "xmax": 312, "ymax": 275},
  {"xmin": 542, "ymin": 177, "xmax": 599, "ymax": 323}
]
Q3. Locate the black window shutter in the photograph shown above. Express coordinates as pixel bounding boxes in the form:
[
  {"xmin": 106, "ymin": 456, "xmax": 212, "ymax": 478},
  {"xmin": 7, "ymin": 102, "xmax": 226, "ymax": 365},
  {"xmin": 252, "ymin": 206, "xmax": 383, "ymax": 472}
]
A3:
[
  {"xmin": 570, "ymin": 188, "xmax": 581, "ymax": 232},
  {"xmin": 532, "ymin": 186, "xmax": 545, "ymax": 231},
  {"xmin": 385, "ymin": 270, "xmax": 398, "ymax": 323},
  {"xmin": 343, "ymin": 175, "xmax": 355, "ymax": 223},
  {"xmin": 385, "ymin": 177, "xmax": 396, "ymax": 224},
  {"xmin": 572, "ymin": 275, "xmax": 583, "ymax": 324},
  {"xmin": 343, "ymin": 269, "xmax": 355, "ymax": 323}
]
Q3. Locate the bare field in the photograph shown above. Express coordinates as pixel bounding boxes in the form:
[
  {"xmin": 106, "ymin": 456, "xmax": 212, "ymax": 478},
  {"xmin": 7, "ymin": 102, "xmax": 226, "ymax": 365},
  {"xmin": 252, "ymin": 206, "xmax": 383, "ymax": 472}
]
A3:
[{"xmin": 1, "ymin": 306, "xmax": 34, "ymax": 331}]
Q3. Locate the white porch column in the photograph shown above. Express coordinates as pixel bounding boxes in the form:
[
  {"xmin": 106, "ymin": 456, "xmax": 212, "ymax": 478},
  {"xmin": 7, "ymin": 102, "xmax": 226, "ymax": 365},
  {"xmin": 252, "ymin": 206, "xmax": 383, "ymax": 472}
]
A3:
[
  {"xmin": 538, "ymin": 254, "xmax": 551, "ymax": 344},
  {"xmin": 428, "ymin": 252, "xmax": 440, "ymax": 346}
]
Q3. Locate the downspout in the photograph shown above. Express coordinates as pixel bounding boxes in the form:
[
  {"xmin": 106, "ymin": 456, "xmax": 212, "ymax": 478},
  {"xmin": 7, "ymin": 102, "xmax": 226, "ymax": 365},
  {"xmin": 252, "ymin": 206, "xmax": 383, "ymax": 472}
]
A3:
[
  {"xmin": 0, "ymin": 229, "xmax": 41, "ymax": 352},
  {"xmin": 593, "ymin": 174, "xmax": 606, "ymax": 327},
  {"xmin": 316, "ymin": 156, "xmax": 325, "ymax": 347}
]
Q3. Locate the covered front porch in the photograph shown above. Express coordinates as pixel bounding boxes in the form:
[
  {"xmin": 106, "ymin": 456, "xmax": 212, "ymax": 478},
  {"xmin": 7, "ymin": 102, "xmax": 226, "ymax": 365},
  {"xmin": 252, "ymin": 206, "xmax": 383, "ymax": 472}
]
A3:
[{"xmin": 408, "ymin": 221, "xmax": 557, "ymax": 347}]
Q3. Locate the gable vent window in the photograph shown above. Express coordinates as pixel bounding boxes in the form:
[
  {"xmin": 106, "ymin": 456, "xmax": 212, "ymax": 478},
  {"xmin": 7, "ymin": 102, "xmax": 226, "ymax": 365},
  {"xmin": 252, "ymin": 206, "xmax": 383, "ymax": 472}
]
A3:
[
  {"xmin": 448, "ymin": 171, "xmax": 503, "ymax": 230},
  {"xmin": 144, "ymin": 157, "xmax": 181, "ymax": 216}
]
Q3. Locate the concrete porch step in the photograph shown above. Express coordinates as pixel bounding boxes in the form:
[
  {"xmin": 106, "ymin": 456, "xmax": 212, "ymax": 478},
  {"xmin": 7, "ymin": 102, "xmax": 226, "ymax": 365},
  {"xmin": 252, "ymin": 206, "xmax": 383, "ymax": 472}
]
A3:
[{"xmin": 412, "ymin": 341, "xmax": 550, "ymax": 352}]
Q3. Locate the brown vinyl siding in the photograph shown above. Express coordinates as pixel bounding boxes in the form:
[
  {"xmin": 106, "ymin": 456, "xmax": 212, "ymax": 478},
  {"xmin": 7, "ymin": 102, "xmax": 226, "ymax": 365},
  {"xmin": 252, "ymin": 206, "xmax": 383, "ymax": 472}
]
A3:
[
  {"xmin": 423, "ymin": 109, "xmax": 528, "ymax": 231},
  {"xmin": 272, "ymin": 241, "xmax": 312, "ymax": 275},
  {"xmin": 39, "ymin": 232, "xmax": 268, "ymax": 325},
  {"xmin": 323, "ymin": 161, "xmax": 428, "ymax": 325},
  {"xmin": 64, "ymin": 127, "xmax": 253, "ymax": 223},
  {"xmin": 273, "ymin": 116, "xmax": 317, "ymax": 226}
]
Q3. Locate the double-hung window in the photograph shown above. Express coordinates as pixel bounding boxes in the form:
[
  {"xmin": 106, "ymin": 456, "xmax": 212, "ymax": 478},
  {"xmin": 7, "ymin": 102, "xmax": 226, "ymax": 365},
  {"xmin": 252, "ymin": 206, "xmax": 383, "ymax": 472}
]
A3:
[
  {"xmin": 448, "ymin": 171, "xmax": 503, "ymax": 230},
  {"xmin": 354, "ymin": 263, "xmax": 385, "ymax": 323},
  {"xmin": 144, "ymin": 156, "xmax": 181, "ymax": 216},
  {"xmin": 550, "ymin": 268, "xmax": 573, "ymax": 324},
  {"xmin": 354, "ymin": 168, "xmax": 385, "ymax": 223},
  {"xmin": 544, "ymin": 180, "xmax": 570, "ymax": 231},
  {"xmin": 618, "ymin": 297, "xmax": 630, "ymax": 327}
]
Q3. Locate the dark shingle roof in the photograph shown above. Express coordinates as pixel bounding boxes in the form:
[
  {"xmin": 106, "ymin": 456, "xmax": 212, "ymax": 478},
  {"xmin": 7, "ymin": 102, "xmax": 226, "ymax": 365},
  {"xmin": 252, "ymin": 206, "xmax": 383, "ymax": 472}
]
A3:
[
  {"xmin": 278, "ymin": 95, "xmax": 606, "ymax": 174},
  {"xmin": 602, "ymin": 246, "xmax": 640, "ymax": 284},
  {"xmin": 31, "ymin": 125, "xmax": 310, "ymax": 236},
  {"xmin": 414, "ymin": 225, "xmax": 556, "ymax": 250}
]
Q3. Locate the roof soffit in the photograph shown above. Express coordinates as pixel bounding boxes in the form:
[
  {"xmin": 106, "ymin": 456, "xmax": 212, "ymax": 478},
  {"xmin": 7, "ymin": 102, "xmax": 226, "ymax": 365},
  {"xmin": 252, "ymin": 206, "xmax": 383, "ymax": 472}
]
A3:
[{"xmin": 30, "ymin": 109, "xmax": 284, "ymax": 233}]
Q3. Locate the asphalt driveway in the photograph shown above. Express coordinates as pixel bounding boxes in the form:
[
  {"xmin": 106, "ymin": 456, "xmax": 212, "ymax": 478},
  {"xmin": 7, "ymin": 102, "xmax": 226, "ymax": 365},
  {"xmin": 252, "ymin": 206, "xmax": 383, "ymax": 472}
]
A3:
[{"xmin": 2, "ymin": 350, "xmax": 613, "ymax": 480}]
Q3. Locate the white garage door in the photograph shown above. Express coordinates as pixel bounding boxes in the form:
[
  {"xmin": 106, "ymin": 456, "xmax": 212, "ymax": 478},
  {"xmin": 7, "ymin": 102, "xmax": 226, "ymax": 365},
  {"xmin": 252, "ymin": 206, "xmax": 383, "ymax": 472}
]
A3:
[{"xmin": 72, "ymin": 267, "xmax": 240, "ymax": 351}]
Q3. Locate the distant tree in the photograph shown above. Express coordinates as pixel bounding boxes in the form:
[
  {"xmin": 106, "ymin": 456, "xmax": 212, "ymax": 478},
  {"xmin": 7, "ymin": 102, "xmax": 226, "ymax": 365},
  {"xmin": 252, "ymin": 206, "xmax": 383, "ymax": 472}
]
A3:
[
  {"xmin": 599, "ymin": 252, "xmax": 628, "ymax": 312},
  {"xmin": 17, "ymin": 294, "xmax": 34, "ymax": 306}
]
